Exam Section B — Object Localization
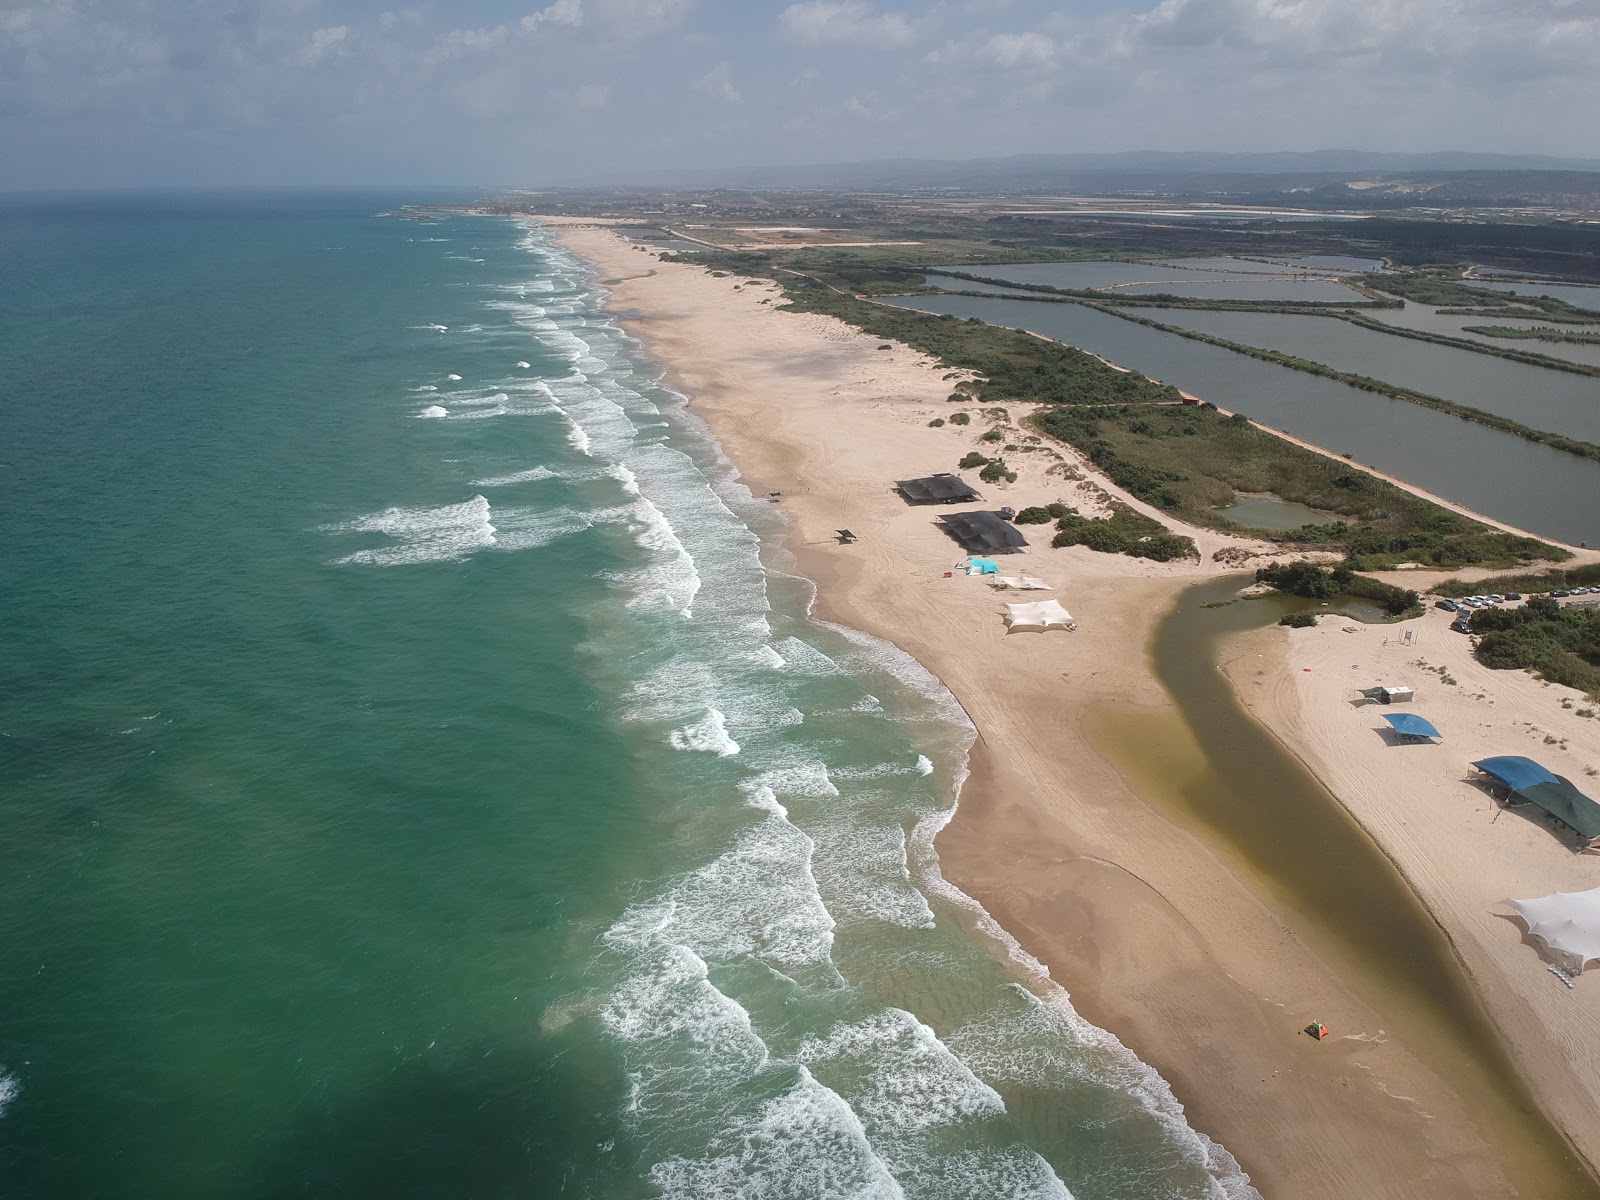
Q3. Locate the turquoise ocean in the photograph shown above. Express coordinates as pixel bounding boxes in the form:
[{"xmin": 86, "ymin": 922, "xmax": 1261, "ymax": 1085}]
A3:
[{"xmin": 0, "ymin": 193, "xmax": 1255, "ymax": 1199}]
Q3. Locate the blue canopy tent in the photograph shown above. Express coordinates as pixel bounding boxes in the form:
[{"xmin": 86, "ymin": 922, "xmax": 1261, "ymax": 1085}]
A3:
[
  {"xmin": 1473, "ymin": 757, "xmax": 1600, "ymax": 851},
  {"xmin": 965, "ymin": 557, "xmax": 1001, "ymax": 576},
  {"xmin": 1381, "ymin": 713, "xmax": 1442, "ymax": 743}
]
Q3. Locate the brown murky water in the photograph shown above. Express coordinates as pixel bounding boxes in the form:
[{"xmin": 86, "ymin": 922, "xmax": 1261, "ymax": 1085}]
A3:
[{"xmin": 1089, "ymin": 576, "xmax": 1598, "ymax": 1197}]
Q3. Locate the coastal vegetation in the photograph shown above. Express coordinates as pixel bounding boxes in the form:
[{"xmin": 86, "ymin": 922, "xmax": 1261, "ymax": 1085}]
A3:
[
  {"xmin": 1469, "ymin": 598, "xmax": 1600, "ymax": 699},
  {"xmin": 1462, "ymin": 325, "xmax": 1600, "ymax": 345},
  {"xmin": 1358, "ymin": 270, "xmax": 1600, "ymax": 319},
  {"xmin": 1255, "ymin": 561, "xmax": 1423, "ymax": 618},
  {"xmin": 1050, "ymin": 501, "xmax": 1199, "ymax": 561},
  {"xmin": 1030, "ymin": 403, "xmax": 1560, "ymax": 568},
  {"xmin": 1431, "ymin": 563, "xmax": 1600, "ymax": 598},
  {"xmin": 677, "ymin": 239, "xmax": 1571, "ymax": 572}
]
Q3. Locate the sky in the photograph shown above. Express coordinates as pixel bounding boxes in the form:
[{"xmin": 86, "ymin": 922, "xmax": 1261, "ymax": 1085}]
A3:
[{"xmin": 2, "ymin": 0, "xmax": 1598, "ymax": 189}]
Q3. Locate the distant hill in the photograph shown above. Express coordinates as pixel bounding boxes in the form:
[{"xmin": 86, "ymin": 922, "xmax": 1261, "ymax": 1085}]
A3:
[{"xmin": 593, "ymin": 151, "xmax": 1600, "ymax": 196}]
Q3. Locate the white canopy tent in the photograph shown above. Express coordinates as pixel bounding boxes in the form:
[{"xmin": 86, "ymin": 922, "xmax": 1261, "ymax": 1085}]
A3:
[
  {"xmin": 1506, "ymin": 886, "xmax": 1600, "ymax": 977},
  {"xmin": 991, "ymin": 576, "xmax": 1054, "ymax": 591},
  {"xmin": 1004, "ymin": 600, "xmax": 1076, "ymax": 632}
]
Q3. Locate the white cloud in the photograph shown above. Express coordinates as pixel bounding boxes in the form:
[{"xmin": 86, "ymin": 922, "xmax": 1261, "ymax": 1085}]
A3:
[
  {"xmin": 693, "ymin": 60, "xmax": 741, "ymax": 103},
  {"xmin": 521, "ymin": 0, "xmax": 585, "ymax": 33},
  {"xmin": 591, "ymin": 0, "xmax": 697, "ymax": 39},
  {"xmin": 978, "ymin": 30, "xmax": 1057, "ymax": 68},
  {"xmin": 778, "ymin": 1, "xmax": 919, "ymax": 48},
  {"xmin": 294, "ymin": 25, "xmax": 350, "ymax": 67},
  {"xmin": 572, "ymin": 81, "xmax": 612, "ymax": 108}
]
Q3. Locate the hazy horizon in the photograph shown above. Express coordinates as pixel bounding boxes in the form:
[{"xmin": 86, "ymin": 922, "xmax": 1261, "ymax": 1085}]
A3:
[{"xmin": 3, "ymin": 1, "xmax": 1598, "ymax": 190}]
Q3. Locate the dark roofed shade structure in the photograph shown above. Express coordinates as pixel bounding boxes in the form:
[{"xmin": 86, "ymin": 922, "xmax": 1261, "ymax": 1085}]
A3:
[
  {"xmin": 897, "ymin": 473, "xmax": 980, "ymax": 505},
  {"xmin": 938, "ymin": 511, "xmax": 1029, "ymax": 553},
  {"xmin": 1473, "ymin": 756, "xmax": 1600, "ymax": 850},
  {"xmin": 1382, "ymin": 713, "xmax": 1441, "ymax": 742}
]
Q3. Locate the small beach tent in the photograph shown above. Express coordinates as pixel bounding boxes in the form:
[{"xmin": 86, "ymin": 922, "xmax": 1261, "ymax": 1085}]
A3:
[
  {"xmin": 896, "ymin": 473, "xmax": 980, "ymax": 505},
  {"xmin": 1004, "ymin": 600, "xmax": 1076, "ymax": 632},
  {"xmin": 938, "ymin": 511, "xmax": 1030, "ymax": 554},
  {"xmin": 1381, "ymin": 713, "xmax": 1442, "ymax": 743},
  {"xmin": 1356, "ymin": 684, "xmax": 1420, "ymax": 704},
  {"xmin": 965, "ymin": 557, "xmax": 1001, "ymax": 576},
  {"xmin": 1473, "ymin": 757, "xmax": 1600, "ymax": 851},
  {"xmin": 992, "ymin": 576, "xmax": 1054, "ymax": 590},
  {"xmin": 1359, "ymin": 686, "xmax": 1414, "ymax": 705},
  {"xmin": 1506, "ymin": 886, "xmax": 1600, "ymax": 976}
]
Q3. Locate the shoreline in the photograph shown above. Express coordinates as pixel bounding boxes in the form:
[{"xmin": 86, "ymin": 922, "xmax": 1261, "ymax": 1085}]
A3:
[{"xmin": 537, "ymin": 217, "xmax": 1600, "ymax": 1198}]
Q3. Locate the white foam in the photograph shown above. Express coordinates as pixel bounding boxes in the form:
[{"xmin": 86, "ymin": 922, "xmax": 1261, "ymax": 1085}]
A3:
[
  {"xmin": 914, "ymin": 755, "xmax": 933, "ymax": 777},
  {"xmin": 473, "ymin": 466, "xmax": 557, "ymax": 486},
  {"xmin": 800, "ymin": 1010, "xmax": 1074, "ymax": 1198},
  {"xmin": 0, "ymin": 1070, "xmax": 17, "ymax": 1117},
  {"xmin": 606, "ymin": 802, "xmax": 837, "ymax": 971},
  {"xmin": 599, "ymin": 941, "xmax": 769, "ymax": 1072},
  {"xmin": 516, "ymin": 360, "xmax": 531, "ymax": 368},
  {"xmin": 810, "ymin": 821, "xmax": 936, "ymax": 930},
  {"xmin": 649, "ymin": 1068, "xmax": 903, "ymax": 1200},
  {"xmin": 669, "ymin": 709, "xmax": 741, "ymax": 757},
  {"xmin": 416, "ymin": 405, "xmax": 449, "ymax": 419},
  {"xmin": 751, "ymin": 762, "xmax": 838, "ymax": 799},
  {"xmin": 410, "ymin": 385, "xmax": 438, "ymax": 392},
  {"xmin": 325, "ymin": 495, "xmax": 494, "ymax": 566},
  {"xmin": 772, "ymin": 637, "xmax": 842, "ymax": 676},
  {"xmin": 800, "ymin": 1008, "xmax": 1005, "ymax": 1133},
  {"xmin": 564, "ymin": 416, "xmax": 592, "ymax": 456},
  {"xmin": 447, "ymin": 373, "xmax": 463, "ymax": 381}
]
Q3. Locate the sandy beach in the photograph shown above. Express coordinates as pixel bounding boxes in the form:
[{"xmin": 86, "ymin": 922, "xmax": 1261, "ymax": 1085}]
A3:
[{"xmin": 540, "ymin": 219, "xmax": 1600, "ymax": 1198}]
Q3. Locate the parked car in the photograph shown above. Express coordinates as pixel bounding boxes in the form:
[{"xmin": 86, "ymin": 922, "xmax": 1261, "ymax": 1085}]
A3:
[
  {"xmin": 1488, "ymin": 594, "xmax": 1505, "ymax": 602},
  {"xmin": 1452, "ymin": 616, "xmax": 1473, "ymax": 633},
  {"xmin": 1435, "ymin": 598, "xmax": 1459, "ymax": 612},
  {"xmin": 1505, "ymin": 592, "xmax": 1523, "ymax": 601},
  {"xmin": 1553, "ymin": 590, "xmax": 1571, "ymax": 598},
  {"xmin": 1573, "ymin": 587, "xmax": 1592, "ymax": 595}
]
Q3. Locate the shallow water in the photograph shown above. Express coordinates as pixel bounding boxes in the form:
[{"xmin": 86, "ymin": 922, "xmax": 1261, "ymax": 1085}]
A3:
[
  {"xmin": 1216, "ymin": 496, "xmax": 1340, "ymax": 530},
  {"xmin": 1466, "ymin": 279, "xmax": 1600, "ymax": 313},
  {"xmin": 937, "ymin": 261, "xmax": 1363, "ymax": 302},
  {"xmin": 1365, "ymin": 304, "xmax": 1600, "ymax": 370},
  {"xmin": 1139, "ymin": 307, "xmax": 1600, "ymax": 444},
  {"xmin": 1092, "ymin": 579, "xmax": 1600, "ymax": 1199}
]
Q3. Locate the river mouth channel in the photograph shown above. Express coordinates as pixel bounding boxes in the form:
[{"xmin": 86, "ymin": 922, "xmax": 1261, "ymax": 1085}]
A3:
[{"xmin": 1088, "ymin": 576, "xmax": 1599, "ymax": 1196}]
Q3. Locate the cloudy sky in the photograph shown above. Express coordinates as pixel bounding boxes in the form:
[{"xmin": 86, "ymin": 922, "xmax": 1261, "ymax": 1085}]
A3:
[{"xmin": 2, "ymin": 0, "xmax": 1596, "ymax": 189}]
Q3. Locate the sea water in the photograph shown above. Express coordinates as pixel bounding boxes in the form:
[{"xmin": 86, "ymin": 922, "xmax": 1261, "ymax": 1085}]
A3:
[{"xmin": 0, "ymin": 193, "xmax": 1254, "ymax": 1199}]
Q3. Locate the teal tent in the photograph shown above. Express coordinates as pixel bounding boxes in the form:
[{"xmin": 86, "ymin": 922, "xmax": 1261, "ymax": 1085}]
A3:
[
  {"xmin": 1382, "ymin": 713, "xmax": 1442, "ymax": 743},
  {"xmin": 966, "ymin": 557, "xmax": 1000, "ymax": 576},
  {"xmin": 1474, "ymin": 757, "xmax": 1600, "ymax": 848}
]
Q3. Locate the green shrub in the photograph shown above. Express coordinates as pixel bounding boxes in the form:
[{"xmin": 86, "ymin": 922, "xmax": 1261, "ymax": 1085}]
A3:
[
  {"xmin": 1013, "ymin": 506, "xmax": 1055, "ymax": 525},
  {"xmin": 1126, "ymin": 533, "xmax": 1199, "ymax": 562},
  {"xmin": 958, "ymin": 451, "xmax": 989, "ymax": 469},
  {"xmin": 1255, "ymin": 562, "xmax": 1421, "ymax": 617},
  {"xmin": 928, "ymin": 418, "xmax": 945, "ymax": 427},
  {"xmin": 979, "ymin": 459, "xmax": 1012, "ymax": 484},
  {"xmin": 949, "ymin": 412, "xmax": 971, "ymax": 426},
  {"xmin": 1471, "ymin": 598, "xmax": 1600, "ymax": 698},
  {"xmin": 1280, "ymin": 612, "xmax": 1319, "ymax": 628},
  {"xmin": 980, "ymin": 429, "xmax": 1004, "ymax": 443}
]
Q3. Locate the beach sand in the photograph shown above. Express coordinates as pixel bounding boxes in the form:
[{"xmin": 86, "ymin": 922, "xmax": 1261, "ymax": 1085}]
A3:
[{"xmin": 542, "ymin": 220, "xmax": 1600, "ymax": 1198}]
